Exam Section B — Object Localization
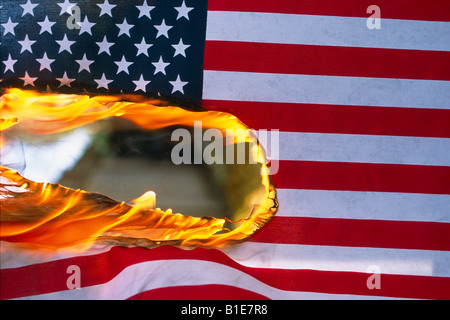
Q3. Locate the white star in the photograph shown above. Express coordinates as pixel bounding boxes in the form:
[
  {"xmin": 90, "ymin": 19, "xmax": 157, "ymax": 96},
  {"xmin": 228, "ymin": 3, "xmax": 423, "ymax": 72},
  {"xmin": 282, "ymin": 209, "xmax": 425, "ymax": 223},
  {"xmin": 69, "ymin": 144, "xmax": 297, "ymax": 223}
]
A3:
[
  {"xmin": 36, "ymin": 52, "xmax": 54, "ymax": 72},
  {"xmin": 38, "ymin": 16, "xmax": 56, "ymax": 35},
  {"xmin": 3, "ymin": 54, "xmax": 17, "ymax": 73},
  {"xmin": 137, "ymin": 0, "xmax": 155, "ymax": 19},
  {"xmin": 133, "ymin": 74, "xmax": 150, "ymax": 92},
  {"xmin": 154, "ymin": 19, "xmax": 172, "ymax": 39},
  {"xmin": 175, "ymin": 1, "xmax": 193, "ymax": 20},
  {"xmin": 117, "ymin": 18, "xmax": 133, "ymax": 37},
  {"xmin": 79, "ymin": 16, "xmax": 95, "ymax": 35},
  {"xmin": 169, "ymin": 74, "xmax": 188, "ymax": 94},
  {"xmin": 172, "ymin": 38, "xmax": 190, "ymax": 58},
  {"xmin": 94, "ymin": 73, "xmax": 113, "ymax": 89},
  {"xmin": 57, "ymin": 0, "xmax": 75, "ymax": 16},
  {"xmin": 21, "ymin": 0, "xmax": 38, "ymax": 17},
  {"xmin": 152, "ymin": 56, "xmax": 170, "ymax": 75},
  {"xmin": 56, "ymin": 71, "xmax": 75, "ymax": 87},
  {"xmin": 20, "ymin": 71, "xmax": 37, "ymax": 87},
  {"xmin": 75, "ymin": 53, "xmax": 94, "ymax": 72},
  {"xmin": 115, "ymin": 56, "xmax": 133, "ymax": 74},
  {"xmin": 97, "ymin": 0, "xmax": 115, "ymax": 17},
  {"xmin": 135, "ymin": 37, "xmax": 152, "ymax": 57},
  {"xmin": 2, "ymin": 18, "xmax": 18, "ymax": 36},
  {"xmin": 56, "ymin": 34, "xmax": 75, "ymax": 54},
  {"xmin": 96, "ymin": 35, "xmax": 114, "ymax": 55},
  {"xmin": 18, "ymin": 35, "xmax": 36, "ymax": 54}
]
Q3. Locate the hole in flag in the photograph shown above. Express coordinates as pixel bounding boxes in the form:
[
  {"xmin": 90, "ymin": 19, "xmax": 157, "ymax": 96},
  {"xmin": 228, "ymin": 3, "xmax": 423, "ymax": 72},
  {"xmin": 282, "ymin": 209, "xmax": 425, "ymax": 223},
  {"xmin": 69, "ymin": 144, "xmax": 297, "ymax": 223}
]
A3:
[{"xmin": 0, "ymin": 89, "xmax": 278, "ymax": 251}]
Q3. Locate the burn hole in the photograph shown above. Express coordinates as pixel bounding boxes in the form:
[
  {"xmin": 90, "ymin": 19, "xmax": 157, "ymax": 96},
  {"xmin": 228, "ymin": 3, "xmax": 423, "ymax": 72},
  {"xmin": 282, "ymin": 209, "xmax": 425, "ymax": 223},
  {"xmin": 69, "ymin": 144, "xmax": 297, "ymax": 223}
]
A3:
[{"xmin": 0, "ymin": 89, "xmax": 277, "ymax": 247}]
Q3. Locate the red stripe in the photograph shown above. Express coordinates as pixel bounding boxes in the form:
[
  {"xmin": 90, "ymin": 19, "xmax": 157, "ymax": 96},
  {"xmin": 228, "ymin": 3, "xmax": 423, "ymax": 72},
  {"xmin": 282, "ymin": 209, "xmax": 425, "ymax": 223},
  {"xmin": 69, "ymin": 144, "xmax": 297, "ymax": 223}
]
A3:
[
  {"xmin": 127, "ymin": 284, "xmax": 270, "ymax": 300},
  {"xmin": 207, "ymin": 0, "xmax": 450, "ymax": 22},
  {"xmin": 1, "ymin": 246, "xmax": 449, "ymax": 300},
  {"xmin": 271, "ymin": 160, "xmax": 450, "ymax": 195},
  {"xmin": 251, "ymin": 217, "xmax": 450, "ymax": 251},
  {"xmin": 202, "ymin": 100, "xmax": 450, "ymax": 139},
  {"xmin": 204, "ymin": 41, "xmax": 450, "ymax": 81}
]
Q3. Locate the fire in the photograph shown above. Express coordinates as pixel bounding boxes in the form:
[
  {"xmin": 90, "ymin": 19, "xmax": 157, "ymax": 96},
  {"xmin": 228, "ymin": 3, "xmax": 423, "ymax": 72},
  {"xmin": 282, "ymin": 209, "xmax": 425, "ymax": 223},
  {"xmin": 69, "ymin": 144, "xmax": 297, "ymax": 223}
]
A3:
[{"xmin": 0, "ymin": 88, "xmax": 277, "ymax": 250}]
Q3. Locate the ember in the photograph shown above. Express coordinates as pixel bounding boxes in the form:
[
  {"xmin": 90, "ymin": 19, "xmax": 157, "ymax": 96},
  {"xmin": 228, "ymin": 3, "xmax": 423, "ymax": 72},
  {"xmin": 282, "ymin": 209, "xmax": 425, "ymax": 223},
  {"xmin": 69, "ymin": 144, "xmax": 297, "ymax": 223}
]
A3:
[{"xmin": 0, "ymin": 88, "xmax": 277, "ymax": 250}]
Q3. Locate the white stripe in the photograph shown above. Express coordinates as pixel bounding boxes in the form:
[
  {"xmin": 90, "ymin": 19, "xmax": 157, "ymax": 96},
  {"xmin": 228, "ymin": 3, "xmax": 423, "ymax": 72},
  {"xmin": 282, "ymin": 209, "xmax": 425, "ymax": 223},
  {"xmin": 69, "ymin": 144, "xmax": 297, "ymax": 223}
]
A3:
[
  {"xmin": 203, "ymin": 71, "xmax": 450, "ymax": 109},
  {"xmin": 206, "ymin": 11, "xmax": 450, "ymax": 51},
  {"xmin": 0, "ymin": 241, "xmax": 114, "ymax": 269},
  {"xmin": 267, "ymin": 132, "xmax": 450, "ymax": 166},
  {"xmin": 275, "ymin": 189, "xmax": 450, "ymax": 223},
  {"xmin": 224, "ymin": 243, "xmax": 450, "ymax": 278},
  {"xmin": 15, "ymin": 259, "xmax": 401, "ymax": 300}
]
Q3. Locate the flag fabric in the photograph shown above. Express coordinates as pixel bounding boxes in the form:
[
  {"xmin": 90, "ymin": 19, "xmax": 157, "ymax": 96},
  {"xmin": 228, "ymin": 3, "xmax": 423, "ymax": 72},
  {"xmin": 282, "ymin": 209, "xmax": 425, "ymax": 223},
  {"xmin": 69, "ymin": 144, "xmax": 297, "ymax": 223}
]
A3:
[{"xmin": 1, "ymin": 0, "xmax": 450, "ymax": 300}]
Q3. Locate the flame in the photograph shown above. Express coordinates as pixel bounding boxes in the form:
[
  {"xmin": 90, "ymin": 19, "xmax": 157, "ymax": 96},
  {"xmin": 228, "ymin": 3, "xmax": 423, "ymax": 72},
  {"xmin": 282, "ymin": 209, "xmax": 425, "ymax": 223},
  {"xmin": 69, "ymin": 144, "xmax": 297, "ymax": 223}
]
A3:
[{"xmin": 0, "ymin": 88, "xmax": 277, "ymax": 250}]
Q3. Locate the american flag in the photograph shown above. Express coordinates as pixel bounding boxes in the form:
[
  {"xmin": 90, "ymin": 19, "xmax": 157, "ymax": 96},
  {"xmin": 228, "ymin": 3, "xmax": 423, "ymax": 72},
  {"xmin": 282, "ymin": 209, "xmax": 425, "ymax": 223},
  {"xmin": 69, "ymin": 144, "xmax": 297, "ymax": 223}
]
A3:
[{"xmin": 1, "ymin": 0, "xmax": 450, "ymax": 300}]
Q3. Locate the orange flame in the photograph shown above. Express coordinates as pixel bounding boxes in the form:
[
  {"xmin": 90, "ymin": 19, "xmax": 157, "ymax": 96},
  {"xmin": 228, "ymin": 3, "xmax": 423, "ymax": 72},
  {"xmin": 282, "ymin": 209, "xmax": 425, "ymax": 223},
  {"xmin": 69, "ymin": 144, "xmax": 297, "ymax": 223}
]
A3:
[{"xmin": 0, "ymin": 88, "xmax": 277, "ymax": 250}]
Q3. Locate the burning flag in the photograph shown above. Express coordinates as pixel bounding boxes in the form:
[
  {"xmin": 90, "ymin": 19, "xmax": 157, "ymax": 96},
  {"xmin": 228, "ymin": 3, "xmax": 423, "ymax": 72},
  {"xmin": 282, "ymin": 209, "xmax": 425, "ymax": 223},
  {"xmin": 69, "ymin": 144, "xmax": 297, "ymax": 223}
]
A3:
[
  {"xmin": 0, "ymin": 88, "xmax": 277, "ymax": 250},
  {"xmin": 0, "ymin": 0, "xmax": 279, "ymax": 251},
  {"xmin": 1, "ymin": 0, "xmax": 450, "ymax": 301}
]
